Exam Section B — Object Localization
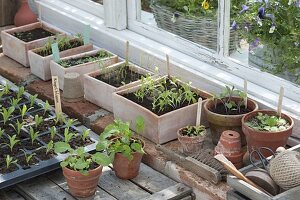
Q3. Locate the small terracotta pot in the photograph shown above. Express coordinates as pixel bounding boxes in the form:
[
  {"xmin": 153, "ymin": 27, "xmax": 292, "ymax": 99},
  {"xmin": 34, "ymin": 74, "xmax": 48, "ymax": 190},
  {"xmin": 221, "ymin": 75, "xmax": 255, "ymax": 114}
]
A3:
[
  {"xmin": 242, "ymin": 110, "xmax": 294, "ymax": 158},
  {"xmin": 204, "ymin": 97, "xmax": 259, "ymax": 145},
  {"xmin": 14, "ymin": 0, "xmax": 38, "ymax": 27},
  {"xmin": 215, "ymin": 130, "xmax": 241, "ymax": 155},
  {"xmin": 62, "ymin": 165, "xmax": 103, "ymax": 198},
  {"xmin": 177, "ymin": 127, "xmax": 206, "ymax": 155},
  {"xmin": 112, "ymin": 138, "xmax": 144, "ymax": 180}
]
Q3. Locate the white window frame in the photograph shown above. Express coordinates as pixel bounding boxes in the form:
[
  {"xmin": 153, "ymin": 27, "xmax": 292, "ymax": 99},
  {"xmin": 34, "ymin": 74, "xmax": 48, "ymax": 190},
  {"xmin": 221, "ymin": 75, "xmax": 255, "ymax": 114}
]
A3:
[
  {"xmin": 127, "ymin": 0, "xmax": 300, "ymax": 103},
  {"xmin": 60, "ymin": 0, "xmax": 104, "ymax": 18}
]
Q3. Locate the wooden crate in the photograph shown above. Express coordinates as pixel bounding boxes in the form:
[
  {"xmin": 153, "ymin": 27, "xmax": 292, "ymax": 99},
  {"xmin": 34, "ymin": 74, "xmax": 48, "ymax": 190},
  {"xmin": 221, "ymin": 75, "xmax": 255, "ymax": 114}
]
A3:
[
  {"xmin": 0, "ymin": 0, "xmax": 19, "ymax": 27},
  {"xmin": 227, "ymin": 144, "xmax": 300, "ymax": 200}
]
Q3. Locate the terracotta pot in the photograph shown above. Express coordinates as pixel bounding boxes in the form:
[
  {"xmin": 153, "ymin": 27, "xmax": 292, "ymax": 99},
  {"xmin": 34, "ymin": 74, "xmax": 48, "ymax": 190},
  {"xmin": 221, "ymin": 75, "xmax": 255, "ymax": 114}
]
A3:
[
  {"xmin": 204, "ymin": 97, "xmax": 259, "ymax": 145},
  {"xmin": 177, "ymin": 127, "xmax": 206, "ymax": 155},
  {"xmin": 215, "ymin": 130, "xmax": 241, "ymax": 155},
  {"xmin": 112, "ymin": 138, "xmax": 144, "ymax": 180},
  {"xmin": 14, "ymin": 0, "xmax": 38, "ymax": 27},
  {"xmin": 62, "ymin": 165, "xmax": 103, "ymax": 198},
  {"xmin": 242, "ymin": 110, "xmax": 294, "ymax": 158}
]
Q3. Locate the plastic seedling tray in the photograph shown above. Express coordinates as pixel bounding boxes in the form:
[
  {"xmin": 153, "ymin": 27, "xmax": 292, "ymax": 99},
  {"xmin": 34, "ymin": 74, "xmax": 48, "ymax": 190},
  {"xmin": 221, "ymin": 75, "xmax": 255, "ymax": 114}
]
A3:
[{"xmin": 0, "ymin": 76, "xmax": 99, "ymax": 189}]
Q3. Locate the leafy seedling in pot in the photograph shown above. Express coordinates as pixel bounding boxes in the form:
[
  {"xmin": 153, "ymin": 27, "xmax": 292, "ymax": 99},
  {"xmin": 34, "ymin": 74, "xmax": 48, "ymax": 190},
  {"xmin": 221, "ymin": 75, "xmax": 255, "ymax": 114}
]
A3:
[
  {"xmin": 43, "ymin": 100, "xmax": 50, "ymax": 116},
  {"xmin": 29, "ymin": 127, "xmax": 39, "ymax": 145},
  {"xmin": 54, "ymin": 113, "xmax": 65, "ymax": 125},
  {"xmin": 10, "ymin": 120, "xmax": 24, "ymax": 136},
  {"xmin": 20, "ymin": 149, "xmax": 36, "ymax": 166},
  {"xmin": 20, "ymin": 104, "xmax": 31, "ymax": 120},
  {"xmin": 64, "ymin": 118, "xmax": 76, "ymax": 128},
  {"xmin": 4, "ymin": 135, "xmax": 20, "ymax": 152},
  {"xmin": 29, "ymin": 94, "xmax": 38, "ymax": 108},
  {"xmin": 34, "ymin": 115, "xmax": 43, "ymax": 129},
  {"xmin": 45, "ymin": 140, "xmax": 54, "ymax": 155},
  {"xmin": 5, "ymin": 155, "xmax": 17, "ymax": 170},
  {"xmin": 17, "ymin": 86, "xmax": 25, "ymax": 100},
  {"xmin": 0, "ymin": 84, "xmax": 11, "ymax": 98},
  {"xmin": 1, "ymin": 106, "xmax": 15, "ymax": 125},
  {"xmin": 50, "ymin": 126, "xmax": 57, "ymax": 140},
  {"xmin": 64, "ymin": 128, "xmax": 75, "ymax": 143},
  {"xmin": 9, "ymin": 98, "xmax": 21, "ymax": 108},
  {"xmin": 81, "ymin": 129, "xmax": 90, "ymax": 141}
]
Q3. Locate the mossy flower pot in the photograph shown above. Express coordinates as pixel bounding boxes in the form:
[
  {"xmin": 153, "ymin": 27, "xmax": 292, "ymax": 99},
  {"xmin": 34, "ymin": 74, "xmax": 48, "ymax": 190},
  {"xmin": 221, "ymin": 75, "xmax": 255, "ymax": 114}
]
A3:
[
  {"xmin": 83, "ymin": 61, "xmax": 152, "ymax": 112},
  {"xmin": 1, "ymin": 22, "xmax": 64, "ymax": 67},
  {"xmin": 28, "ymin": 38, "xmax": 93, "ymax": 81},
  {"xmin": 62, "ymin": 165, "xmax": 103, "ymax": 198},
  {"xmin": 242, "ymin": 110, "xmax": 294, "ymax": 158},
  {"xmin": 177, "ymin": 127, "xmax": 206, "ymax": 156},
  {"xmin": 204, "ymin": 97, "xmax": 259, "ymax": 145},
  {"xmin": 50, "ymin": 49, "xmax": 118, "ymax": 90},
  {"xmin": 112, "ymin": 76, "xmax": 212, "ymax": 144}
]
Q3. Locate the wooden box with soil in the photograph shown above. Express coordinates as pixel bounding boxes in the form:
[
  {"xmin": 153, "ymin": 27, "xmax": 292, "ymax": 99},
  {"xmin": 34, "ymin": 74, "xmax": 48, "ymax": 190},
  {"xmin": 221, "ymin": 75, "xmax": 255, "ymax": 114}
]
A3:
[
  {"xmin": 50, "ymin": 49, "xmax": 118, "ymax": 90},
  {"xmin": 112, "ymin": 76, "xmax": 212, "ymax": 144},
  {"xmin": 1, "ymin": 22, "xmax": 65, "ymax": 67},
  {"xmin": 28, "ymin": 37, "xmax": 93, "ymax": 81},
  {"xmin": 83, "ymin": 61, "xmax": 152, "ymax": 112}
]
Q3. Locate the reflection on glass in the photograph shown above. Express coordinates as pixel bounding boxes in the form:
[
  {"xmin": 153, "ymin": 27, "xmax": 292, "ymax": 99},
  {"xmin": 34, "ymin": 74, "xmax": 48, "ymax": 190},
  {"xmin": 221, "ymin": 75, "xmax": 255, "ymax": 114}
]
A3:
[{"xmin": 230, "ymin": 0, "xmax": 300, "ymax": 84}]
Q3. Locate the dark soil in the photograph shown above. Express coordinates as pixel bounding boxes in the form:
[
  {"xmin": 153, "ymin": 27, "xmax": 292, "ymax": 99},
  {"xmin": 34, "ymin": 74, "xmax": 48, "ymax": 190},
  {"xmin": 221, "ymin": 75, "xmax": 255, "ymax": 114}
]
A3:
[
  {"xmin": 26, "ymin": 119, "xmax": 56, "ymax": 133},
  {"xmin": 210, "ymin": 103, "xmax": 252, "ymax": 115},
  {"xmin": 30, "ymin": 110, "xmax": 52, "ymax": 118},
  {"xmin": 69, "ymin": 135, "xmax": 94, "ymax": 149},
  {"xmin": 34, "ymin": 148, "xmax": 56, "ymax": 161},
  {"xmin": 18, "ymin": 156, "xmax": 39, "ymax": 169},
  {"xmin": 39, "ymin": 133, "xmax": 61, "ymax": 144},
  {"xmin": 96, "ymin": 65, "xmax": 143, "ymax": 88},
  {"xmin": 58, "ymin": 51, "xmax": 112, "ymax": 68},
  {"xmin": 13, "ymin": 28, "xmax": 54, "ymax": 42},
  {"xmin": 36, "ymin": 40, "xmax": 83, "ymax": 57},
  {"xmin": 1, "ymin": 145, "xmax": 24, "ymax": 158},
  {"xmin": 123, "ymin": 78, "xmax": 203, "ymax": 116},
  {"xmin": 0, "ymin": 163, "xmax": 19, "ymax": 174},
  {"xmin": 21, "ymin": 140, "xmax": 42, "ymax": 151}
]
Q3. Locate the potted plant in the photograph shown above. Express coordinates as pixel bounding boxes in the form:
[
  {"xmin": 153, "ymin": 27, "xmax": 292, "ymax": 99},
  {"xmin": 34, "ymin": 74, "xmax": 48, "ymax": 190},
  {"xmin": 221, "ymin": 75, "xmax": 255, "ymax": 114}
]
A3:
[
  {"xmin": 233, "ymin": 0, "xmax": 300, "ymax": 84},
  {"xmin": 150, "ymin": 0, "xmax": 239, "ymax": 51},
  {"xmin": 242, "ymin": 110, "xmax": 294, "ymax": 157},
  {"xmin": 97, "ymin": 117, "xmax": 145, "ymax": 180},
  {"xmin": 50, "ymin": 49, "xmax": 118, "ymax": 90},
  {"xmin": 83, "ymin": 60, "xmax": 152, "ymax": 112},
  {"xmin": 1, "ymin": 22, "xmax": 65, "ymax": 67},
  {"xmin": 54, "ymin": 141, "xmax": 112, "ymax": 198},
  {"xmin": 204, "ymin": 86, "xmax": 258, "ymax": 145},
  {"xmin": 177, "ymin": 125, "xmax": 206, "ymax": 155},
  {"xmin": 112, "ymin": 75, "xmax": 212, "ymax": 144},
  {"xmin": 28, "ymin": 35, "xmax": 93, "ymax": 81}
]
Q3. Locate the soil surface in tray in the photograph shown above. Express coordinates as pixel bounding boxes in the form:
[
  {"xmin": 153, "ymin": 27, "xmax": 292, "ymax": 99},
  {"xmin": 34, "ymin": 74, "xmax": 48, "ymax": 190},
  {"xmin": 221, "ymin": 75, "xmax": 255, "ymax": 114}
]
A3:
[
  {"xmin": 36, "ymin": 39, "xmax": 83, "ymax": 57},
  {"xmin": 58, "ymin": 51, "xmax": 112, "ymax": 68},
  {"xmin": 34, "ymin": 148, "xmax": 56, "ymax": 161},
  {"xmin": 0, "ymin": 161, "xmax": 18, "ymax": 174},
  {"xmin": 18, "ymin": 156, "xmax": 39, "ymax": 169},
  {"xmin": 96, "ymin": 65, "xmax": 143, "ymax": 88},
  {"xmin": 12, "ymin": 28, "xmax": 55, "ymax": 42},
  {"xmin": 210, "ymin": 103, "xmax": 252, "ymax": 115},
  {"xmin": 123, "ymin": 78, "xmax": 203, "ymax": 116}
]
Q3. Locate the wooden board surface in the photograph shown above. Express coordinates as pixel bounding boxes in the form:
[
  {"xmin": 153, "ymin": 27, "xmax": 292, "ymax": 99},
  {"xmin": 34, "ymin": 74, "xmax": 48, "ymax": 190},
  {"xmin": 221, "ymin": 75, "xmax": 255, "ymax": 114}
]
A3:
[{"xmin": 4, "ymin": 163, "xmax": 192, "ymax": 200}]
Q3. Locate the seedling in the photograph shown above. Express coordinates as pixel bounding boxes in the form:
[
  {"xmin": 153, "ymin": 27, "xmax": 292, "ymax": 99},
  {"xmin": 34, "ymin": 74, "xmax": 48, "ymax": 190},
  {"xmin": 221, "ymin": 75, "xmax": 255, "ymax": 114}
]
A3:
[
  {"xmin": 10, "ymin": 120, "xmax": 24, "ymax": 136},
  {"xmin": 0, "ymin": 128, "xmax": 4, "ymax": 138},
  {"xmin": 5, "ymin": 135, "xmax": 20, "ymax": 152},
  {"xmin": 17, "ymin": 86, "xmax": 25, "ymax": 99},
  {"xmin": 54, "ymin": 113, "xmax": 65, "ymax": 125},
  {"xmin": 5, "ymin": 155, "xmax": 17, "ymax": 169},
  {"xmin": 43, "ymin": 100, "xmax": 50, "ymax": 116},
  {"xmin": 182, "ymin": 125, "xmax": 206, "ymax": 137},
  {"xmin": 45, "ymin": 140, "xmax": 54, "ymax": 155},
  {"xmin": 64, "ymin": 128, "xmax": 75, "ymax": 143},
  {"xmin": 81, "ymin": 129, "xmax": 90, "ymax": 141},
  {"xmin": 1, "ymin": 106, "xmax": 15, "ymax": 125},
  {"xmin": 29, "ymin": 127, "xmax": 39, "ymax": 145},
  {"xmin": 20, "ymin": 149, "xmax": 36, "ymax": 166},
  {"xmin": 34, "ymin": 115, "xmax": 43, "ymax": 128},
  {"xmin": 20, "ymin": 104, "xmax": 31, "ymax": 120},
  {"xmin": 9, "ymin": 98, "xmax": 21, "ymax": 107},
  {"xmin": 29, "ymin": 94, "xmax": 38, "ymax": 108},
  {"xmin": 0, "ymin": 84, "xmax": 11, "ymax": 98},
  {"xmin": 50, "ymin": 126, "xmax": 57, "ymax": 140},
  {"xmin": 64, "ymin": 118, "xmax": 76, "ymax": 128}
]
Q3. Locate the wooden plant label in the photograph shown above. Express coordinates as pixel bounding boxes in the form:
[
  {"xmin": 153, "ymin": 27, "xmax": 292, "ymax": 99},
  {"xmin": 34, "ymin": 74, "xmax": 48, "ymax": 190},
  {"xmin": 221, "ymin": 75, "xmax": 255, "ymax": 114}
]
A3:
[
  {"xmin": 166, "ymin": 54, "xmax": 170, "ymax": 78},
  {"xmin": 52, "ymin": 76, "xmax": 62, "ymax": 114},
  {"xmin": 51, "ymin": 43, "xmax": 60, "ymax": 62},
  {"xmin": 125, "ymin": 41, "xmax": 129, "ymax": 65},
  {"xmin": 83, "ymin": 24, "xmax": 91, "ymax": 45},
  {"xmin": 196, "ymin": 98, "xmax": 202, "ymax": 126},
  {"xmin": 244, "ymin": 80, "xmax": 248, "ymax": 109},
  {"xmin": 277, "ymin": 86, "xmax": 284, "ymax": 117}
]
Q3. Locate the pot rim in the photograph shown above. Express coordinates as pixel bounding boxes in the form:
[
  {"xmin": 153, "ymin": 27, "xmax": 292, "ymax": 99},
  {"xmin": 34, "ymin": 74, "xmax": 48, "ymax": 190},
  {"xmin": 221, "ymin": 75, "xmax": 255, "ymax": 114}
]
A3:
[
  {"xmin": 241, "ymin": 109, "xmax": 294, "ymax": 134},
  {"xmin": 63, "ymin": 164, "xmax": 103, "ymax": 174},
  {"xmin": 111, "ymin": 136, "xmax": 145, "ymax": 155},
  {"xmin": 177, "ymin": 126, "xmax": 206, "ymax": 139},
  {"xmin": 204, "ymin": 97, "xmax": 259, "ymax": 117}
]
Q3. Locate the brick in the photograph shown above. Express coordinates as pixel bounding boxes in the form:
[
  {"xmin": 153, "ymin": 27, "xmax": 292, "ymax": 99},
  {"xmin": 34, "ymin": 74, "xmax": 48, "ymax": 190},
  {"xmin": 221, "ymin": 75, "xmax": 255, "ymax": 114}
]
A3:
[
  {"xmin": 26, "ymin": 79, "xmax": 99, "ymax": 122},
  {"xmin": 90, "ymin": 114, "xmax": 114, "ymax": 135},
  {"xmin": 0, "ymin": 54, "xmax": 32, "ymax": 85}
]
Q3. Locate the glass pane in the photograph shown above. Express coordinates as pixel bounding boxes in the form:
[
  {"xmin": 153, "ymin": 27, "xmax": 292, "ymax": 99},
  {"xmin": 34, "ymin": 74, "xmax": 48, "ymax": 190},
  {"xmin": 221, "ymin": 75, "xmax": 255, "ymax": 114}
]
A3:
[
  {"xmin": 138, "ymin": 0, "xmax": 220, "ymax": 52},
  {"xmin": 91, "ymin": 0, "xmax": 103, "ymax": 5},
  {"xmin": 229, "ymin": 0, "xmax": 300, "ymax": 84}
]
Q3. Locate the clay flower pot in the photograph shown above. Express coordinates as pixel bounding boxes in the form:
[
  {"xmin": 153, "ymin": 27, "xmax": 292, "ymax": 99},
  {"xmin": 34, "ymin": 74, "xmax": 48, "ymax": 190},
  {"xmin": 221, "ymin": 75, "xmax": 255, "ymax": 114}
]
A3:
[
  {"xmin": 177, "ymin": 127, "xmax": 206, "ymax": 155},
  {"xmin": 242, "ymin": 110, "xmax": 294, "ymax": 158},
  {"xmin": 62, "ymin": 165, "xmax": 103, "ymax": 198},
  {"xmin": 204, "ymin": 97, "xmax": 259, "ymax": 145},
  {"xmin": 14, "ymin": 0, "xmax": 38, "ymax": 27}
]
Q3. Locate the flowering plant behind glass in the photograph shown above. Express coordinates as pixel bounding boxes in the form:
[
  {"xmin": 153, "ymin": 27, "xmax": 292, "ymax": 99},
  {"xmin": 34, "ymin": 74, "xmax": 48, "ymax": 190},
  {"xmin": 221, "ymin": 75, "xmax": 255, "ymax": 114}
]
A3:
[{"xmin": 232, "ymin": 0, "xmax": 300, "ymax": 83}]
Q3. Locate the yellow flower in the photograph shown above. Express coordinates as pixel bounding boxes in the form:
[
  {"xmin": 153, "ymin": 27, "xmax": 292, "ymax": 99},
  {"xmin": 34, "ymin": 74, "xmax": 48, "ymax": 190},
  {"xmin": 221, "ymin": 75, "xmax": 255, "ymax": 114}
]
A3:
[{"xmin": 202, "ymin": 0, "xmax": 209, "ymax": 10}]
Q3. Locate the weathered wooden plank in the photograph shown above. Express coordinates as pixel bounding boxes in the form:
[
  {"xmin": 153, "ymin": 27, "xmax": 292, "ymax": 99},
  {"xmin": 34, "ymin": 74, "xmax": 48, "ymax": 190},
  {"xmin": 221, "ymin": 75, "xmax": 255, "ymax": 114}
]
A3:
[
  {"xmin": 0, "ymin": 189, "xmax": 25, "ymax": 200},
  {"xmin": 131, "ymin": 163, "xmax": 177, "ymax": 193},
  {"xmin": 16, "ymin": 176, "xmax": 76, "ymax": 200},
  {"xmin": 226, "ymin": 190, "xmax": 251, "ymax": 200},
  {"xmin": 140, "ymin": 183, "xmax": 192, "ymax": 200},
  {"xmin": 47, "ymin": 169, "xmax": 116, "ymax": 200},
  {"xmin": 99, "ymin": 167, "xmax": 151, "ymax": 200}
]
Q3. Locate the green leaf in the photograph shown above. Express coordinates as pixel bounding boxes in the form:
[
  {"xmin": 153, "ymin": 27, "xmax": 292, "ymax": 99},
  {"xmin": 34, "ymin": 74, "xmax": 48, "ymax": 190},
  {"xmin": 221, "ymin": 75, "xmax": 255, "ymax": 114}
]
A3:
[
  {"xmin": 60, "ymin": 161, "xmax": 68, "ymax": 168},
  {"xmin": 135, "ymin": 116, "xmax": 145, "ymax": 134},
  {"xmin": 54, "ymin": 142, "xmax": 71, "ymax": 153},
  {"xmin": 131, "ymin": 142, "xmax": 144, "ymax": 154},
  {"xmin": 96, "ymin": 140, "xmax": 109, "ymax": 151},
  {"xmin": 92, "ymin": 152, "xmax": 112, "ymax": 166}
]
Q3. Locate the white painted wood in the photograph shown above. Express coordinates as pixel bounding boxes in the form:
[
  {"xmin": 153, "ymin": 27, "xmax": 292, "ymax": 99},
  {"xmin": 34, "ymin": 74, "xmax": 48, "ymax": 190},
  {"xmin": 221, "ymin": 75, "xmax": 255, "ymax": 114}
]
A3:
[
  {"xmin": 103, "ymin": 0, "xmax": 127, "ymax": 30},
  {"xmin": 61, "ymin": 0, "xmax": 104, "ymax": 18}
]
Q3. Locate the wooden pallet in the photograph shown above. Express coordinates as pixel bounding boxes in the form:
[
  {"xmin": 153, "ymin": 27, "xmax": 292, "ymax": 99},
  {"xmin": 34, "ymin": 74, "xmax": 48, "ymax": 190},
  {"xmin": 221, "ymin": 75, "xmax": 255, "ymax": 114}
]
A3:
[{"xmin": 0, "ymin": 164, "xmax": 194, "ymax": 200}]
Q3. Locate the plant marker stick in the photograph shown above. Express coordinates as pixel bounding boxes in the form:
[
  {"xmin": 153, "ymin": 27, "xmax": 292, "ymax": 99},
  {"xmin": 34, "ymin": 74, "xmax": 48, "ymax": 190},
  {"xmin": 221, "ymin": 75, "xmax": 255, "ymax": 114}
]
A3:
[
  {"xmin": 52, "ymin": 76, "xmax": 62, "ymax": 115},
  {"xmin": 125, "ymin": 41, "xmax": 129, "ymax": 65},
  {"xmin": 38, "ymin": 1, "xmax": 42, "ymax": 20},
  {"xmin": 244, "ymin": 80, "xmax": 248, "ymax": 109},
  {"xmin": 166, "ymin": 54, "xmax": 170, "ymax": 78},
  {"xmin": 277, "ymin": 86, "xmax": 284, "ymax": 117},
  {"xmin": 51, "ymin": 43, "xmax": 60, "ymax": 62},
  {"xmin": 83, "ymin": 24, "xmax": 91, "ymax": 45},
  {"xmin": 196, "ymin": 98, "xmax": 202, "ymax": 126}
]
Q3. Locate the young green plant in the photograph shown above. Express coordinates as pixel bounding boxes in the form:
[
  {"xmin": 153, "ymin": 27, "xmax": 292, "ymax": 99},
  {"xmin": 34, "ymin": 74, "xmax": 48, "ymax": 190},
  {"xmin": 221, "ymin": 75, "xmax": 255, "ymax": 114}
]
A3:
[
  {"xmin": 50, "ymin": 126, "xmax": 57, "ymax": 140},
  {"xmin": 29, "ymin": 94, "xmax": 38, "ymax": 108},
  {"xmin": 34, "ymin": 115, "xmax": 43, "ymax": 129},
  {"xmin": 5, "ymin": 134, "xmax": 20, "ymax": 152},
  {"xmin": 20, "ymin": 149, "xmax": 36, "ymax": 166},
  {"xmin": 5, "ymin": 155, "xmax": 17, "ymax": 169},
  {"xmin": 10, "ymin": 120, "xmax": 24, "ymax": 136},
  {"xmin": 1, "ymin": 106, "xmax": 15, "ymax": 125},
  {"xmin": 29, "ymin": 127, "xmax": 39, "ymax": 145}
]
